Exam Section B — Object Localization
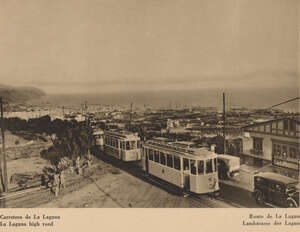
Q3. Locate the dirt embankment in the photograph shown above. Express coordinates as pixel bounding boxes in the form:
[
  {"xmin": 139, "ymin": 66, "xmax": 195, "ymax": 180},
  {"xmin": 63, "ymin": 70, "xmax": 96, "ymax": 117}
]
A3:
[{"xmin": 2, "ymin": 131, "xmax": 52, "ymax": 190}]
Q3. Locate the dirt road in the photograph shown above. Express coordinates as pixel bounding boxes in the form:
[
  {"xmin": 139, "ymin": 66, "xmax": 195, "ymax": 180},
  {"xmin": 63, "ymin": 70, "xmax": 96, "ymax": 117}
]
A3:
[
  {"xmin": 38, "ymin": 157, "xmax": 242, "ymax": 208},
  {"xmin": 2, "ymin": 154, "xmax": 253, "ymax": 208}
]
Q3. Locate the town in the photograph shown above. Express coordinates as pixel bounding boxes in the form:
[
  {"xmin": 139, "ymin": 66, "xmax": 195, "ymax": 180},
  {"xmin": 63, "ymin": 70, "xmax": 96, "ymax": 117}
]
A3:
[{"xmin": 0, "ymin": 95, "xmax": 299, "ymax": 208}]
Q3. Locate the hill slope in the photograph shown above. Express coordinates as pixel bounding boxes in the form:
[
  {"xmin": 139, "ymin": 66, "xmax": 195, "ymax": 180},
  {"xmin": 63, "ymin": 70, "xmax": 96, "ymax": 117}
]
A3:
[{"xmin": 0, "ymin": 85, "xmax": 46, "ymax": 103}]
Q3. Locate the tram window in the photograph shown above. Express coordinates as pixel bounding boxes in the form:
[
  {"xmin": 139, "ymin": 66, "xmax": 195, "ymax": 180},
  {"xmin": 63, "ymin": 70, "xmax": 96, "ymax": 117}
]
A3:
[
  {"xmin": 160, "ymin": 152, "xmax": 166, "ymax": 166},
  {"xmin": 206, "ymin": 159, "xmax": 213, "ymax": 174},
  {"xmin": 154, "ymin": 151, "xmax": 159, "ymax": 163},
  {"xmin": 213, "ymin": 158, "xmax": 217, "ymax": 172},
  {"xmin": 190, "ymin": 160, "xmax": 197, "ymax": 175},
  {"xmin": 198, "ymin": 160, "xmax": 204, "ymax": 175},
  {"xmin": 137, "ymin": 141, "xmax": 141, "ymax": 148},
  {"xmin": 183, "ymin": 158, "xmax": 190, "ymax": 171},
  {"xmin": 149, "ymin": 149, "xmax": 154, "ymax": 161},
  {"xmin": 130, "ymin": 141, "xmax": 137, "ymax": 149},
  {"xmin": 174, "ymin": 156, "xmax": 181, "ymax": 171},
  {"xmin": 167, "ymin": 154, "xmax": 173, "ymax": 168},
  {"xmin": 126, "ymin": 141, "xmax": 130, "ymax": 150},
  {"xmin": 120, "ymin": 141, "xmax": 124, "ymax": 149}
]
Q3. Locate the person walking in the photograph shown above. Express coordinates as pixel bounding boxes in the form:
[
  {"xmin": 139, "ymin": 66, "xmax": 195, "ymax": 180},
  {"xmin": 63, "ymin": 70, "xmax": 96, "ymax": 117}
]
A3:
[
  {"xmin": 60, "ymin": 170, "xmax": 66, "ymax": 189},
  {"xmin": 53, "ymin": 172, "xmax": 60, "ymax": 197}
]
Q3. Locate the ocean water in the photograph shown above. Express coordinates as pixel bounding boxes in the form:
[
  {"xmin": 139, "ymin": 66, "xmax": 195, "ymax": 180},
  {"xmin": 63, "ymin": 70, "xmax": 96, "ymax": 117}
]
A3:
[{"xmin": 39, "ymin": 87, "xmax": 299, "ymax": 111}]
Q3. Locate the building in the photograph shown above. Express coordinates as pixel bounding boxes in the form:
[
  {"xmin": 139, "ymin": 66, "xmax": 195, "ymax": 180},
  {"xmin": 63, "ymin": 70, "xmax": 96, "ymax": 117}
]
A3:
[{"xmin": 241, "ymin": 117, "xmax": 300, "ymax": 179}]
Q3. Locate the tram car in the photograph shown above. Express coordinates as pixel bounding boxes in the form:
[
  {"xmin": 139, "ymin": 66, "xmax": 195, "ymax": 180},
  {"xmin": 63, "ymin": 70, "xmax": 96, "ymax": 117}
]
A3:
[
  {"xmin": 93, "ymin": 129, "xmax": 104, "ymax": 151},
  {"xmin": 103, "ymin": 130, "xmax": 142, "ymax": 161},
  {"xmin": 142, "ymin": 138, "xmax": 220, "ymax": 194}
]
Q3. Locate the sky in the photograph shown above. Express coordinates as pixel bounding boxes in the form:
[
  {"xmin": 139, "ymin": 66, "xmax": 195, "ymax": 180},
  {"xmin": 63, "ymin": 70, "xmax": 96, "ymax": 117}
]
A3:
[{"xmin": 0, "ymin": 0, "xmax": 298, "ymax": 94}]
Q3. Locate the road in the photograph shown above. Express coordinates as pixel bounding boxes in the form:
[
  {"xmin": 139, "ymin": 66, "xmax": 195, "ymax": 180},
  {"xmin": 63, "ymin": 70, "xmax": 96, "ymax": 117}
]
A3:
[{"xmin": 1, "ymin": 153, "xmax": 261, "ymax": 208}]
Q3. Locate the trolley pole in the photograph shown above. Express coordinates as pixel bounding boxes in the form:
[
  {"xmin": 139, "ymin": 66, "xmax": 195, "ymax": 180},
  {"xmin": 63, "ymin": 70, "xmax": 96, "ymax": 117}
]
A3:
[
  {"xmin": 0, "ymin": 97, "xmax": 8, "ymax": 192},
  {"xmin": 223, "ymin": 92, "xmax": 226, "ymax": 154}
]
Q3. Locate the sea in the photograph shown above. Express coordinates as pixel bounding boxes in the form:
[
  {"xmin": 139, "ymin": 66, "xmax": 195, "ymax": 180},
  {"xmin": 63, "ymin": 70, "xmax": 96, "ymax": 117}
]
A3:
[{"xmin": 32, "ymin": 87, "xmax": 300, "ymax": 112}]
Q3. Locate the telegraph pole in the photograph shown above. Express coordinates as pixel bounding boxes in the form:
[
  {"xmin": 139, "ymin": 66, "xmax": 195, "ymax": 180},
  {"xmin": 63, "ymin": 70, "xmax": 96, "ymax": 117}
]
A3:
[
  {"xmin": 223, "ymin": 92, "xmax": 226, "ymax": 154},
  {"xmin": 0, "ymin": 97, "xmax": 8, "ymax": 192},
  {"xmin": 129, "ymin": 102, "xmax": 133, "ymax": 131}
]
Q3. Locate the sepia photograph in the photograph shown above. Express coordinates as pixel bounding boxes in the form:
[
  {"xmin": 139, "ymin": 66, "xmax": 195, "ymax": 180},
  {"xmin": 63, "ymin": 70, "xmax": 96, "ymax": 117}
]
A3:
[{"xmin": 0, "ymin": 0, "xmax": 299, "ymax": 230}]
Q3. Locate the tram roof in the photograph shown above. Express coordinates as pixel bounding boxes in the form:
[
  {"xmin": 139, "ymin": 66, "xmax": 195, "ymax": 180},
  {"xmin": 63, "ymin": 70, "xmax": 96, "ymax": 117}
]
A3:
[
  {"xmin": 144, "ymin": 139, "xmax": 217, "ymax": 159},
  {"xmin": 104, "ymin": 130, "xmax": 140, "ymax": 140},
  {"xmin": 93, "ymin": 130, "xmax": 104, "ymax": 135}
]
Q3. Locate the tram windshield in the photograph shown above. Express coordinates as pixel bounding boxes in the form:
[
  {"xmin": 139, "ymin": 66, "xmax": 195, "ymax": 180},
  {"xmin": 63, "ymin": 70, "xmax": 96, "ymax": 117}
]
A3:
[
  {"xmin": 183, "ymin": 158, "xmax": 190, "ymax": 171},
  {"xmin": 206, "ymin": 159, "xmax": 213, "ymax": 174},
  {"xmin": 125, "ymin": 141, "xmax": 139, "ymax": 150},
  {"xmin": 190, "ymin": 159, "xmax": 197, "ymax": 175},
  {"xmin": 174, "ymin": 156, "xmax": 181, "ymax": 170}
]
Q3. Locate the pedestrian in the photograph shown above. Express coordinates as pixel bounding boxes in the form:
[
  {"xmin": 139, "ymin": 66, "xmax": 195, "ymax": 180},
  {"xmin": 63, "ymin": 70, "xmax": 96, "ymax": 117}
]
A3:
[
  {"xmin": 53, "ymin": 172, "xmax": 60, "ymax": 197},
  {"xmin": 76, "ymin": 156, "xmax": 82, "ymax": 175},
  {"xmin": 87, "ymin": 153, "xmax": 92, "ymax": 167},
  {"xmin": 60, "ymin": 170, "xmax": 66, "ymax": 189}
]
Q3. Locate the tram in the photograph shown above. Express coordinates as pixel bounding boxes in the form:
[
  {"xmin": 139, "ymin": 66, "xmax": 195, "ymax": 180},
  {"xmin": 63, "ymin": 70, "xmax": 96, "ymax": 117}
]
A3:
[
  {"xmin": 142, "ymin": 138, "xmax": 219, "ymax": 194},
  {"xmin": 93, "ymin": 129, "xmax": 104, "ymax": 151},
  {"xmin": 103, "ymin": 130, "xmax": 142, "ymax": 161}
]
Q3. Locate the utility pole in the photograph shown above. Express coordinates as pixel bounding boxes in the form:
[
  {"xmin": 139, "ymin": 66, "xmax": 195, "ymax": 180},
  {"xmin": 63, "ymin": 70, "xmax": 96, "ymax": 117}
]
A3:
[
  {"xmin": 129, "ymin": 102, "xmax": 133, "ymax": 131},
  {"xmin": 223, "ymin": 92, "xmax": 226, "ymax": 154},
  {"xmin": 0, "ymin": 97, "xmax": 8, "ymax": 192}
]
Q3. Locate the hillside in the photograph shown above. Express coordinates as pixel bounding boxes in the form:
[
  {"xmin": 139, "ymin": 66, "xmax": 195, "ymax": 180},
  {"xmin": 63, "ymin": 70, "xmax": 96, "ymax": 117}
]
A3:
[{"xmin": 0, "ymin": 85, "xmax": 46, "ymax": 103}]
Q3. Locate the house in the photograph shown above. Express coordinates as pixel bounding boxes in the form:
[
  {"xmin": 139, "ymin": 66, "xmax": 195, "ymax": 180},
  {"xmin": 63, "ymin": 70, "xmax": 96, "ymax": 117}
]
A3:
[{"xmin": 241, "ymin": 117, "xmax": 300, "ymax": 179}]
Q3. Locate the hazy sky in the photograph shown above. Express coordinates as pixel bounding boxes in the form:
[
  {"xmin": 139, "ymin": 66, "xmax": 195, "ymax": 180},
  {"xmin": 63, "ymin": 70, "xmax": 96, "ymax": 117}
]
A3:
[{"xmin": 0, "ymin": 0, "xmax": 298, "ymax": 94}]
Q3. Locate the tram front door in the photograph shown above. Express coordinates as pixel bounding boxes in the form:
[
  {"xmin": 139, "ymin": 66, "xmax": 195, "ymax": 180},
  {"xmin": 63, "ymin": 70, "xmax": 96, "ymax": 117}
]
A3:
[{"xmin": 183, "ymin": 174, "xmax": 190, "ymax": 192}]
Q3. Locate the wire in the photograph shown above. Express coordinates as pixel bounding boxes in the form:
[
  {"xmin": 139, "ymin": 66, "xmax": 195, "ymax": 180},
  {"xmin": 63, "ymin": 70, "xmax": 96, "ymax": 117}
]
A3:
[{"xmin": 267, "ymin": 96, "xmax": 300, "ymax": 109}]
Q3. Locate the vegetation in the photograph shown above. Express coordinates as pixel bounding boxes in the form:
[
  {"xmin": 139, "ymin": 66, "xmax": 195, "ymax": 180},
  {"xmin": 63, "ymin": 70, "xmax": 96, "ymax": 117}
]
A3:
[{"xmin": 4, "ymin": 116, "xmax": 94, "ymax": 172}]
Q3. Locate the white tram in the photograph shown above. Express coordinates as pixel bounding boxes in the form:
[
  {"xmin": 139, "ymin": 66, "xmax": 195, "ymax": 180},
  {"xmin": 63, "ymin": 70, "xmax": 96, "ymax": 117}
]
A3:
[
  {"xmin": 142, "ymin": 138, "xmax": 219, "ymax": 194},
  {"xmin": 93, "ymin": 129, "xmax": 104, "ymax": 151},
  {"xmin": 103, "ymin": 130, "xmax": 142, "ymax": 161}
]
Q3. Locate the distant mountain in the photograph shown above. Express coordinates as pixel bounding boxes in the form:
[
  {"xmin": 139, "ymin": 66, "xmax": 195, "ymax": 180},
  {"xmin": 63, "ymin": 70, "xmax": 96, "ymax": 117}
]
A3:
[{"xmin": 0, "ymin": 85, "xmax": 46, "ymax": 103}]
